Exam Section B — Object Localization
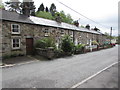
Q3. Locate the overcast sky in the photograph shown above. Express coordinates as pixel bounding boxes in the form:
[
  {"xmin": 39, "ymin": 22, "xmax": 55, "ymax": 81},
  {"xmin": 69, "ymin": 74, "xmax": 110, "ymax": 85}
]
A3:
[{"xmin": 2, "ymin": 0, "xmax": 119, "ymax": 36}]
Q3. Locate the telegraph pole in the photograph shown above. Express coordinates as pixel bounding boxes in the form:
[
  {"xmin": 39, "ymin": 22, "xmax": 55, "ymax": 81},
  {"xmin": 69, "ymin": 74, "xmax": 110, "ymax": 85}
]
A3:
[{"xmin": 110, "ymin": 27, "xmax": 112, "ymax": 44}]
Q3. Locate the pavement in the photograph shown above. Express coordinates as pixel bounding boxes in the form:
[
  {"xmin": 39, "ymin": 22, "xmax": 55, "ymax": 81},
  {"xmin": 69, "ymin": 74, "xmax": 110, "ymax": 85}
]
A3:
[
  {"xmin": 1, "ymin": 46, "xmax": 118, "ymax": 88},
  {"xmin": 1, "ymin": 56, "xmax": 39, "ymax": 68}
]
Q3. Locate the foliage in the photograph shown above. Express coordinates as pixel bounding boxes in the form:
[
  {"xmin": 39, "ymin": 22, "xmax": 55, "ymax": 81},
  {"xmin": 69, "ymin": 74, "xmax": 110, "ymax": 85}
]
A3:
[
  {"xmin": 36, "ymin": 11, "xmax": 54, "ymax": 20},
  {"xmin": 92, "ymin": 40, "xmax": 99, "ymax": 45},
  {"xmin": 58, "ymin": 11, "xmax": 73, "ymax": 24},
  {"xmin": 61, "ymin": 35, "xmax": 74, "ymax": 53},
  {"xmin": 0, "ymin": 3, "xmax": 5, "ymax": 9},
  {"xmin": 117, "ymin": 35, "xmax": 120, "ymax": 44},
  {"xmin": 75, "ymin": 44, "xmax": 85, "ymax": 50},
  {"xmin": 81, "ymin": 25, "xmax": 84, "ymax": 28},
  {"xmin": 37, "ymin": 3, "xmax": 44, "ymax": 12},
  {"xmin": 50, "ymin": 3, "xmax": 56, "ymax": 16},
  {"xmin": 5, "ymin": 0, "xmax": 21, "ymax": 12},
  {"xmin": 35, "ymin": 37, "xmax": 56, "ymax": 49},
  {"xmin": 5, "ymin": 0, "xmax": 36, "ymax": 16},
  {"xmin": 21, "ymin": 0, "xmax": 36, "ymax": 16},
  {"xmin": 45, "ymin": 7, "xmax": 49, "ymax": 12},
  {"xmin": 104, "ymin": 32, "xmax": 114, "ymax": 39}
]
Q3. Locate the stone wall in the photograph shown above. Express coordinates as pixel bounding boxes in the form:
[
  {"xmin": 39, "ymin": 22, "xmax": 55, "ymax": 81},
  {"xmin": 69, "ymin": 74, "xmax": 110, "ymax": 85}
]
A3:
[{"xmin": 2, "ymin": 20, "xmax": 107, "ymax": 57}]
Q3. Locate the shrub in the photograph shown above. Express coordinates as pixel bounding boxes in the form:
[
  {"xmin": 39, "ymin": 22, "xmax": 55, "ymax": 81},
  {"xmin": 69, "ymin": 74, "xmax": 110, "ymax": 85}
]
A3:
[
  {"xmin": 92, "ymin": 40, "xmax": 99, "ymax": 45},
  {"xmin": 61, "ymin": 35, "xmax": 74, "ymax": 54},
  {"xmin": 74, "ymin": 44, "xmax": 85, "ymax": 54},
  {"xmin": 35, "ymin": 37, "xmax": 56, "ymax": 49},
  {"xmin": 75, "ymin": 44, "xmax": 85, "ymax": 50}
]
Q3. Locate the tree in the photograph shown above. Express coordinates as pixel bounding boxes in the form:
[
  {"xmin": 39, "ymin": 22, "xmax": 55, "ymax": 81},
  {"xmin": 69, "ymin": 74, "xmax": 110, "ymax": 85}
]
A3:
[
  {"xmin": 5, "ymin": 0, "xmax": 21, "ymax": 12},
  {"xmin": 37, "ymin": 3, "xmax": 44, "ymax": 12},
  {"xmin": 45, "ymin": 7, "xmax": 49, "ymax": 12},
  {"xmin": 21, "ymin": 1, "xmax": 30, "ymax": 16},
  {"xmin": 36, "ymin": 11, "xmax": 54, "ymax": 20},
  {"xmin": 81, "ymin": 25, "xmax": 84, "ymax": 28},
  {"xmin": 50, "ymin": 3, "xmax": 56, "ymax": 16},
  {"xmin": 117, "ymin": 35, "xmax": 120, "ymax": 44},
  {"xmin": 29, "ymin": 1, "xmax": 36, "ymax": 16},
  {"xmin": 104, "ymin": 32, "xmax": 114, "ymax": 39},
  {"xmin": 66, "ymin": 14, "xmax": 73, "ymax": 24},
  {"xmin": 59, "ymin": 11, "xmax": 73, "ymax": 24},
  {"xmin": 21, "ymin": 0, "xmax": 36, "ymax": 16}
]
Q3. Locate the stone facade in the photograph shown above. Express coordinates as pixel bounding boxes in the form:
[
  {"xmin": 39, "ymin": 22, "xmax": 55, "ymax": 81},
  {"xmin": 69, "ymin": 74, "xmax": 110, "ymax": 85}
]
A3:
[{"xmin": 1, "ymin": 20, "xmax": 107, "ymax": 58}]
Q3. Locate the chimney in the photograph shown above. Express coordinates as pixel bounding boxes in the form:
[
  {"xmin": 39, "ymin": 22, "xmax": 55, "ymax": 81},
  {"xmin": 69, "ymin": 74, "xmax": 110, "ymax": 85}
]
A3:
[
  {"xmin": 94, "ymin": 27, "xmax": 100, "ymax": 31},
  {"xmin": 74, "ymin": 20, "xmax": 79, "ymax": 27},
  {"xmin": 85, "ymin": 24, "xmax": 90, "ymax": 30},
  {"xmin": 55, "ymin": 14, "xmax": 62, "ymax": 23}
]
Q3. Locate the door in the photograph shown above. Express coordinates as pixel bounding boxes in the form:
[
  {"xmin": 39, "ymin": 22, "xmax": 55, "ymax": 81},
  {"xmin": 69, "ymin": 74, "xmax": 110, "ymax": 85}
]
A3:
[{"xmin": 26, "ymin": 38, "xmax": 33, "ymax": 55}]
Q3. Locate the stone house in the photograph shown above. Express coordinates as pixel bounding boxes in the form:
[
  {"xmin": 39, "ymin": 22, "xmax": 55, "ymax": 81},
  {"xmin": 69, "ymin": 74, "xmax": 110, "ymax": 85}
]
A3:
[{"xmin": 0, "ymin": 10, "xmax": 106, "ymax": 58}]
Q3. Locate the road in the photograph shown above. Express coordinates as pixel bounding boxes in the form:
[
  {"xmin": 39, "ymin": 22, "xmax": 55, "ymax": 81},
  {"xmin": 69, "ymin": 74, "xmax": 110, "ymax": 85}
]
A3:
[{"xmin": 2, "ymin": 46, "xmax": 118, "ymax": 88}]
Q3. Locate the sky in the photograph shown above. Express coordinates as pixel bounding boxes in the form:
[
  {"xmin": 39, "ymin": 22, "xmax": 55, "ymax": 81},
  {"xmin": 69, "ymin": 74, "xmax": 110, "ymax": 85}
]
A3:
[{"xmin": 2, "ymin": 0, "xmax": 119, "ymax": 36}]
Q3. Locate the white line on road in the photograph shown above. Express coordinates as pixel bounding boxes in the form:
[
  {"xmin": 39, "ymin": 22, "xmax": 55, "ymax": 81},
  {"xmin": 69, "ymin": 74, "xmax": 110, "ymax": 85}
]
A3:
[{"xmin": 71, "ymin": 61, "xmax": 119, "ymax": 88}]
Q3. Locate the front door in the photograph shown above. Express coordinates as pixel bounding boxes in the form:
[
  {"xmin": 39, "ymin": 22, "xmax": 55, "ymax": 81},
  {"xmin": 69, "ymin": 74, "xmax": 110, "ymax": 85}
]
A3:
[{"xmin": 26, "ymin": 38, "xmax": 33, "ymax": 55}]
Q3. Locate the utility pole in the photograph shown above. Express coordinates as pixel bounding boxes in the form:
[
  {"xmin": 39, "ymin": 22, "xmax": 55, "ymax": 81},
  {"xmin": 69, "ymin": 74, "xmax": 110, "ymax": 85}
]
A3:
[{"xmin": 110, "ymin": 27, "xmax": 112, "ymax": 44}]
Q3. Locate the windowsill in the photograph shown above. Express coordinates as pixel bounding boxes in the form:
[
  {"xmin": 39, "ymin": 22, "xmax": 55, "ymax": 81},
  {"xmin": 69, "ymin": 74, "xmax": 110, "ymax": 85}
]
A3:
[
  {"xmin": 12, "ymin": 47, "xmax": 21, "ymax": 50},
  {"xmin": 11, "ymin": 48, "xmax": 21, "ymax": 51},
  {"xmin": 11, "ymin": 32, "xmax": 20, "ymax": 35}
]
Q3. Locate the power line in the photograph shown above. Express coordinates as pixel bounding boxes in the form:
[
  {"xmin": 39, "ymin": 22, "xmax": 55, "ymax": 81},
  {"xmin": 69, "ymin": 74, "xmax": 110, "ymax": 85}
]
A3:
[{"xmin": 56, "ymin": 0, "xmax": 110, "ymax": 29}]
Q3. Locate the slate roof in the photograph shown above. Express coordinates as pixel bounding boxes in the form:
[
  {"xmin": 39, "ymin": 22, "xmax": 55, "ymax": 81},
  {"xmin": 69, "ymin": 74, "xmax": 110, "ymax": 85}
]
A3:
[{"xmin": 1, "ymin": 10, "xmax": 103, "ymax": 35}]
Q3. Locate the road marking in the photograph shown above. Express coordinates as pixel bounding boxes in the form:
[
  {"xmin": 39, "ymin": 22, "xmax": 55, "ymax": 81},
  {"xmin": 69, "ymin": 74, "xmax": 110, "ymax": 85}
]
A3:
[{"xmin": 71, "ymin": 61, "xmax": 119, "ymax": 88}]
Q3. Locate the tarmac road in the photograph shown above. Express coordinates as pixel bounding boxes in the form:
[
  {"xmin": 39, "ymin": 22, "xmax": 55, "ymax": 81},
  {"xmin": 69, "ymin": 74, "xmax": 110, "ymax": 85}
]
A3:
[
  {"xmin": 77, "ymin": 63, "xmax": 118, "ymax": 88},
  {"xmin": 2, "ymin": 46, "xmax": 118, "ymax": 88}
]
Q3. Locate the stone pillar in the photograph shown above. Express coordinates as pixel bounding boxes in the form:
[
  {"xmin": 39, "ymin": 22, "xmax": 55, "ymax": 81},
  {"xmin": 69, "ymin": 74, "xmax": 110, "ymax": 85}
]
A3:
[{"xmin": 47, "ymin": 47, "xmax": 54, "ymax": 59}]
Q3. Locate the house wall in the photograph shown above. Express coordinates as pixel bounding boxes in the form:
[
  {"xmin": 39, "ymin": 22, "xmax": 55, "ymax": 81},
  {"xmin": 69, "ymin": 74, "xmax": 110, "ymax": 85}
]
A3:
[{"xmin": 2, "ymin": 20, "xmax": 106, "ymax": 57}]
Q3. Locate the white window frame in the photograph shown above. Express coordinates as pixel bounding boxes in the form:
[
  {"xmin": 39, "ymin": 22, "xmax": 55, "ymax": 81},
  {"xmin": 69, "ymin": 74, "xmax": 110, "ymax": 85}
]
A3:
[
  {"xmin": 11, "ymin": 24, "xmax": 20, "ymax": 34},
  {"xmin": 70, "ymin": 31, "xmax": 73, "ymax": 37},
  {"xmin": 11, "ymin": 38, "xmax": 21, "ymax": 49},
  {"xmin": 87, "ymin": 39, "xmax": 89, "ymax": 44},
  {"xmin": 44, "ymin": 29, "xmax": 49, "ymax": 36},
  {"xmin": 79, "ymin": 33, "xmax": 82, "ymax": 38},
  {"xmin": 86, "ymin": 33, "xmax": 88, "ymax": 38},
  {"xmin": 61, "ymin": 30, "xmax": 64, "ymax": 36}
]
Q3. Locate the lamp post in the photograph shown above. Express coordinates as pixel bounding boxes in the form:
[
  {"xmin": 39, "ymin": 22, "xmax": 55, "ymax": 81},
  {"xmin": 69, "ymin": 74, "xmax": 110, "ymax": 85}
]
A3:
[{"xmin": 110, "ymin": 27, "xmax": 112, "ymax": 44}]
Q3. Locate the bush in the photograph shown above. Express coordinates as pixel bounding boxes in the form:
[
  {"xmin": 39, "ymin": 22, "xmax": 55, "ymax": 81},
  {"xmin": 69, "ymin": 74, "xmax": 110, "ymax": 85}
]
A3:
[
  {"xmin": 92, "ymin": 40, "xmax": 99, "ymax": 45},
  {"xmin": 75, "ymin": 44, "xmax": 85, "ymax": 50},
  {"xmin": 74, "ymin": 44, "xmax": 85, "ymax": 54},
  {"xmin": 35, "ymin": 37, "xmax": 56, "ymax": 49},
  {"xmin": 61, "ymin": 35, "xmax": 74, "ymax": 54}
]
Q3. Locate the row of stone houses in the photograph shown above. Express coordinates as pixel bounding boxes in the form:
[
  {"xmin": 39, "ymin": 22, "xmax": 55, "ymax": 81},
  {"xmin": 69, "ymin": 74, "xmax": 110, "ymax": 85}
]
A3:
[{"xmin": 0, "ymin": 10, "xmax": 107, "ymax": 57}]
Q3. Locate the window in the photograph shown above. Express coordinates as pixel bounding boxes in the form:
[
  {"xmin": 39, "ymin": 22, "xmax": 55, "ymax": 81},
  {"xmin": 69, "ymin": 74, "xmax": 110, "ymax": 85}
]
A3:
[
  {"xmin": 12, "ymin": 38, "xmax": 20, "ymax": 49},
  {"xmin": 86, "ymin": 33, "xmax": 88, "ymax": 38},
  {"xmin": 92, "ymin": 34, "xmax": 94, "ymax": 39},
  {"xmin": 11, "ymin": 24, "xmax": 20, "ymax": 34},
  {"xmin": 79, "ymin": 33, "xmax": 82, "ymax": 38},
  {"xmin": 61, "ymin": 30, "xmax": 64, "ymax": 36},
  {"xmin": 44, "ymin": 29, "xmax": 49, "ymax": 36},
  {"xmin": 87, "ymin": 39, "xmax": 89, "ymax": 44},
  {"xmin": 69, "ymin": 31, "xmax": 73, "ymax": 37}
]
